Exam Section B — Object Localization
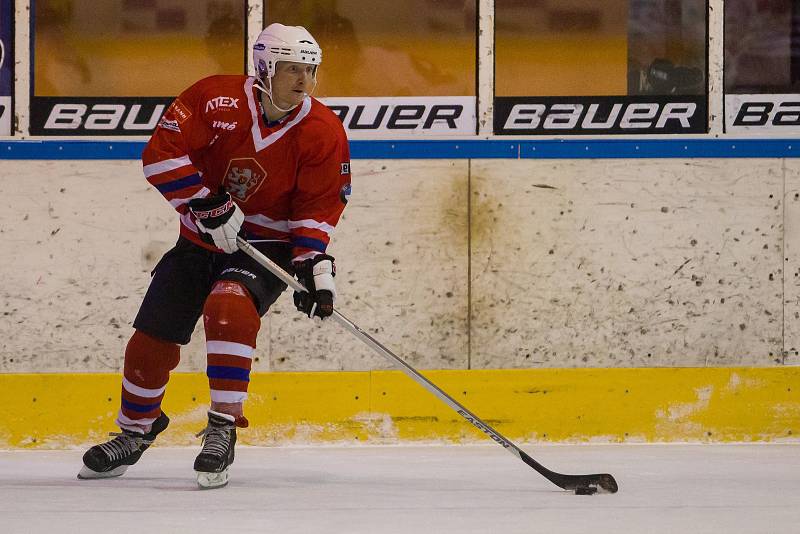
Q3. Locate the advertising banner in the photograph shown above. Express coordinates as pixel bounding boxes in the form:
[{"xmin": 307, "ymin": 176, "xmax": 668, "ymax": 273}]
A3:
[
  {"xmin": 0, "ymin": 0, "xmax": 12, "ymax": 135},
  {"xmin": 725, "ymin": 94, "xmax": 800, "ymax": 133},
  {"xmin": 494, "ymin": 96, "xmax": 707, "ymax": 135},
  {"xmin": 30, "ymin": 97, "xmax": 174, "ymax": 136},
  {"xmin": 320, "ymin": 97, "xmax": 476, "ymax": 137},
  {"xmin": 31, "ymin": 95, "xmax": 478, "ymax": 137}
]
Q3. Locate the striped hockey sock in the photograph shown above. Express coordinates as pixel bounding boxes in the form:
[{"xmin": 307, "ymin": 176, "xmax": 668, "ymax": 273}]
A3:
[
  {"xmin": 203, "ymin": 281, "xmax": 260, "ymax": 406},
  {"xmin": 116, "ymin": 330, "xmax": 180, "ymax": 433}
]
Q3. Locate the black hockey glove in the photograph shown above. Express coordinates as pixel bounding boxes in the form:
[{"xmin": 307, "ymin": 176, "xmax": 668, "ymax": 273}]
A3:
[
  {"xmin": 188, "ymin": 191, "xmax": 244, "ymax": 254},
  {"xmin": 293, "ymin": 254, "xmax": 336, "ymax": 319}
]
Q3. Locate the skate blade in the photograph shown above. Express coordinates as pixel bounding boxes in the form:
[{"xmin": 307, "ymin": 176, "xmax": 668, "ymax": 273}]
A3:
[
  {"xmin": 77, "ymin": 464, "xmax": 129, "ymax": 480},
  {"xmin": 196, "ymin": 468, "xmax": 229, "ymax": 489}
]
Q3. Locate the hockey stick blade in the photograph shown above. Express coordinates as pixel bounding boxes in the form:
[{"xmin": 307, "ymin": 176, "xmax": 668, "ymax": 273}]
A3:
[
  {"xmin": 236, "ymin": 237, "xmax": 619, "ymax": 495},
  {"xmin": 457, "ymin": 406, "xmax": 618, "ymax": 493},
  {"xmin": 520, "ymin": 449, "xmax": 618, "ymax": 494}
]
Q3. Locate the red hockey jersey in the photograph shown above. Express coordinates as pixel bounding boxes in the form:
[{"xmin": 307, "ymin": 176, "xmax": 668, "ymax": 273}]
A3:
[{"xmin": 142, "ymin": 75, "xmax": 351, "ymax": 262}]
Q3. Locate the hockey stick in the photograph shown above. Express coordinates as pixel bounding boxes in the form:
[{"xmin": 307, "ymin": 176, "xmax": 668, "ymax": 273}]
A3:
[{"xmin": 237, "ymin": 237, "xmax": 618, "ymax": 494}]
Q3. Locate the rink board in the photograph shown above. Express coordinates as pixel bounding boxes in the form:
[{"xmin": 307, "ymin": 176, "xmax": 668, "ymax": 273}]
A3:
[{"xmin": 0, "ymin": 366, "xmax": 797, "ymax": 448}]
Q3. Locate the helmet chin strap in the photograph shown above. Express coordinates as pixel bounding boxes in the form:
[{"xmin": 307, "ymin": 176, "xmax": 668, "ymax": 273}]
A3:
[
  {"xmin": 254, "ymin": 77, "xmax": 298, "ymax": 114},
  {"xmin": 254, "ymin": 70, "xmax": 318, "ymax": 117}
]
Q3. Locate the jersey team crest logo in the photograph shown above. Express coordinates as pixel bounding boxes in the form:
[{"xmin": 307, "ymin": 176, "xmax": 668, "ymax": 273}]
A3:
[{"xmin": 223, "ymin": 158, "xmax": 268, "ymax": 202}]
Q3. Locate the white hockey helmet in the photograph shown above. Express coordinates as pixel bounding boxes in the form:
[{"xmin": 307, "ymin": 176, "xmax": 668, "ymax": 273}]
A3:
[{"xmin": 253, "ymin": 23, "xmax": 322, "ymax": 80}]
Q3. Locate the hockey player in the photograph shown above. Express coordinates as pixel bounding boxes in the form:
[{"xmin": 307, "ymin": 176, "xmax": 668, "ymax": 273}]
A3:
[{"xmin": 77, "ymin": 23, "xmax": 351, "ymax": 488}]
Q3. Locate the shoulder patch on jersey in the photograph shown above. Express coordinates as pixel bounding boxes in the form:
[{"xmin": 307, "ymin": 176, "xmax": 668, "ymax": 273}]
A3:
[
  {"xmin": 168, "ymin": 98, "xmax": 192, "ymax": 124},
  {"xmin": 340, "ymin": 162, "xmax": 350, "ymax": 175},
  {"xmin": 158, "ymin": 117, "xmax": 181, "ymax": 133},
  {"xmin": 339, "ymin": 183, "xmax": 352, "ymax": 205}
]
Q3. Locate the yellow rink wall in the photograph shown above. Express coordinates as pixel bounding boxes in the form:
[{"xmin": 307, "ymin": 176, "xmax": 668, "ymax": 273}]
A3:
[{"xmin": 0, "ymin": 367, "xmax": 798, "ymax": 449}]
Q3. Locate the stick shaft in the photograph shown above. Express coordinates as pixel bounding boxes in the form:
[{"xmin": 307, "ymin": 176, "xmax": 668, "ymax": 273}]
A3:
[
  {"xmin": 235, "ymin": 237, "xmax": 617, "ymax": 493},
  {"xmin": 236, "ymin": 238, "xmax": 526, "ymax": 454}
]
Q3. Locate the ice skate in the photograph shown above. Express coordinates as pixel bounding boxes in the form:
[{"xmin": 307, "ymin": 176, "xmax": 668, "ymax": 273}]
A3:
[
  {"xmin": 78, "ymin": 412, "xmax": 170, "ymax": 479},
  {"xmin": 194, "ymin": 411, "xmax": 237, "ymax": 489}
]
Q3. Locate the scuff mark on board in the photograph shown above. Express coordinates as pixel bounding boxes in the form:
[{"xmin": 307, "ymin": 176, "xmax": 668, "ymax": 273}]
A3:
[
  {"xmin": 672, "ymin": 258, "xmax": 691, "ymax": 277},
  {"xmin": 657, "ymin": 386, "xmax": 714, "ymax": 422}
]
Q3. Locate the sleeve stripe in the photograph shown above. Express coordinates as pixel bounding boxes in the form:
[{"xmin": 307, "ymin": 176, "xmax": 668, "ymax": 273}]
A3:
[
  {"xmin": 288, "ymin": 218, "xmax": 335, "ymax": 235},
  {"xmin": 291, "ymin": 236, "xmax": 327, "ymax": 252},
  {"xmin": 146, "ymin": 165, "xmax": 202, "ymax": 186},
  {"xmin": 244, "ymin": 214, "xmax": 290, "ymax": 233},
  {"xmin": 168, "ymin": 186, "xmax": 210, "ymax": 208},
  {"xmin": 155, "ymin": 173, "xmax": 201, "ymax": 194},
  {"xmin": 180, "ymin": 211, "xmax": 199, "ymax": 233},
  {"xmin": 293, "ymin": 250, "xmax": 321, "ymax": 262},
  {"xmin": 143, "ymin": 155, "xmax": 193, "ymax": 178}
]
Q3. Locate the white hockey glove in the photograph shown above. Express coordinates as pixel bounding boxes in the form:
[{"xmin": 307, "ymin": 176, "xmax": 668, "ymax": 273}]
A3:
[
  {"xmin": 293, "ymin": 254, "xmax": 336, "ymax": 319},
  {"xmin": 188, "ymin": 191, "xmax": 244, "ymax": 254}
]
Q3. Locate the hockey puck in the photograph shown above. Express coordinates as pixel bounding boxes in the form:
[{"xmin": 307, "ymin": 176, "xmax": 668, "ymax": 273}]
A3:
[{"xmin": 574, "ymin": 486, "xmax": 598, "ymax": 495}]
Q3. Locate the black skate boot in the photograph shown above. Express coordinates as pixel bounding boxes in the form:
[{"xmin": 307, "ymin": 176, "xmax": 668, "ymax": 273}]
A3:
[
  {"xmin": 194, "ymin": 411, "xmax": 237, "ymax": 489},
  {"xmin": 78, "ymin": 412, "xmax": 170, "ymax": 479}
]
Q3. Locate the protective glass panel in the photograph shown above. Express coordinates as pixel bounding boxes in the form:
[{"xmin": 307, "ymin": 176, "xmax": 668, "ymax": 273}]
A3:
[
  {"xmin": 725, "ymin": 0, "xmax": 800, "ymax": 93},
  {"xmin": 264, "ymin": 0, "xmax": 477, "ymax": 97},
  {"xmin": 495, "ymin": 0, "xmax": 707, "ymax": 96},
  {"xmin": 33, "ymin": 0, "xmax": 246, "ymax": 97},
  {"xmin": 0, "ymin": 0, "xmax": 12, "ymax": 134}
]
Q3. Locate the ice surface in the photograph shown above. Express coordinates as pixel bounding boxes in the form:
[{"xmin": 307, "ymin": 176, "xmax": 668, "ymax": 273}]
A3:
[{"xmin": 2, "ymin": 443, "xmax": 799, "ymax": 534}]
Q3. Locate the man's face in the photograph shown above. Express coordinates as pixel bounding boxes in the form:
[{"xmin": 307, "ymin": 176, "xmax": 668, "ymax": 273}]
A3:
[{"xmin": 270, "ymin": 61, "xmax": 316, "ymax": 109}]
